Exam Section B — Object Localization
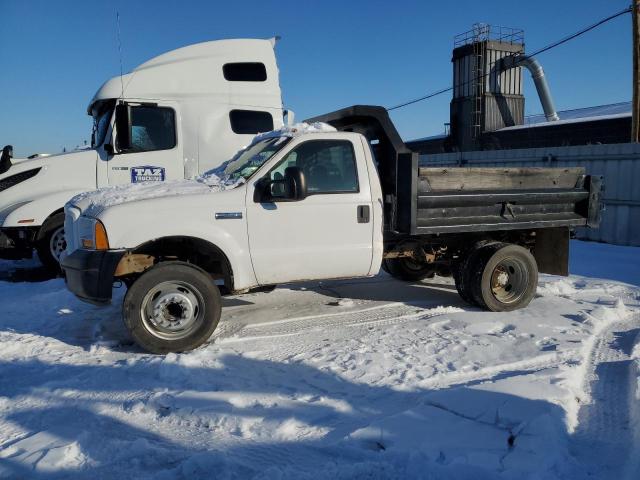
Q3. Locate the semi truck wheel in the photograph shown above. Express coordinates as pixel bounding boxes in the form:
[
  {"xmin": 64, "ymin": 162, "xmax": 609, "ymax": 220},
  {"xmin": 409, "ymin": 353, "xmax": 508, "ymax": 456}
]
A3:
[
  {"xmin": 383, "ymin": 257, "xmax": 435, "ymax": 282},
  {"xmin": 123, "ymin": 261, "xmax": 221, "ymax": 354},
  {"xmin": 467, "ymin": 243, "xmax": 538, "ymax": 312},
  {"xmin": 36, "ymin": 212, "xmax": 66, "ymax": 272}
]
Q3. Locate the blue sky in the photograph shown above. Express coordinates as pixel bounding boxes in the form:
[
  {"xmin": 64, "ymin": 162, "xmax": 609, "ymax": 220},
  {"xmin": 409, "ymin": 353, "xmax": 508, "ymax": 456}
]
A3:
[{"xmin": 0, "ymin": 0, "xmax": 633, "ymax": 157}]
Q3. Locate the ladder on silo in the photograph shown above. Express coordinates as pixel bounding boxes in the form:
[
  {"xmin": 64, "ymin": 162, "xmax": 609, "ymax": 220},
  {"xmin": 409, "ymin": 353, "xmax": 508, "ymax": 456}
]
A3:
[{"xmin": 470, "ymin": 26, "xmax": 487, "ymax": 141}]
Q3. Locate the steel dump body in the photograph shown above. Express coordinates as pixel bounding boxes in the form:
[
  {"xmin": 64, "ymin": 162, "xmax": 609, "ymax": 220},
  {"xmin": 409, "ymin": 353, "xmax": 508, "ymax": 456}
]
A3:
[
  {"xmin": 307, "ymin": 105, "xmax": 602, "ymax": 237},
  {"xmin": 414, "ymin": 166, "xmax": 600, "ymax": 234}
]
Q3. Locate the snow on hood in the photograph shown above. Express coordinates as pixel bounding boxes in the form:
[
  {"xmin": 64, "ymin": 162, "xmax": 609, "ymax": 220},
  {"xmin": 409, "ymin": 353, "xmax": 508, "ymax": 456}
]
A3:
[
  {"xmin": 69, "ymin": 173, "xmax": 242, "ymax": 218},
  {"xmin": 68, "ymin": 122, "xmax": 336, "ymax": 217}
]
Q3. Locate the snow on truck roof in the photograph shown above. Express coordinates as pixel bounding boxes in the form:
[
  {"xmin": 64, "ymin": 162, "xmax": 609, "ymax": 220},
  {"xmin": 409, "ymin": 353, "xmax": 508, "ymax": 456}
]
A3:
[
  {"xmin": 253, "ymin": 122, "xmax": 337, "ymax": 141},
  {"xmin": 89, "ymin": 38, "xmax": 281, "ymax": 113}
]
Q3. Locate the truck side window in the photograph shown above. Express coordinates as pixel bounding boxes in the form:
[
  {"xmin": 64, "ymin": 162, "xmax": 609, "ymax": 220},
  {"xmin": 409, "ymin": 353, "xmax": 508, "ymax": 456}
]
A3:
[
  {"xmin": 270, "ymin": 140, "xmax": 359, "ymax": 194},
  {"xmin": 229, "ymin": 110, "xmax": 274, "ymax": 135},
  {"xmin": 129, "ymin": 106, "xmax": 176, "ymax": 152},
  {"xmin": 223, "ymin": 63, "xmax": 267, "ymax": 82}
]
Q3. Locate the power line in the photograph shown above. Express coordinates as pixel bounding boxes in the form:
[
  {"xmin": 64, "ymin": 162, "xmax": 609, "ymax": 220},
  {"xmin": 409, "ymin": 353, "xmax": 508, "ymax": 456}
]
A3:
[{"xmin": 387, "ymin": 5, "xmax": 633, "ymax": 112}]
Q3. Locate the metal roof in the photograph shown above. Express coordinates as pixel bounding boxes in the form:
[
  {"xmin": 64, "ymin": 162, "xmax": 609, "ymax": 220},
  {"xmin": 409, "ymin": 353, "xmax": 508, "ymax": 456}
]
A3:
[
  {"xmin": 522, "ymin": 101, "xmax": 631, "ymax": 125},
  {"xmin": 408, "ymin": 101, "xmax": 631, "ymax": 142}
]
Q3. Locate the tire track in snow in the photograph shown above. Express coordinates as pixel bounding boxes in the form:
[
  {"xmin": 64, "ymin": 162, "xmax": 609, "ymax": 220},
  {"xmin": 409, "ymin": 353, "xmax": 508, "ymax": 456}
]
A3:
[
  {"xmin": 571, "ymin": 314, "xmax": 640, "ymax": 479},
  {"xmin": 219, "ymin": 303, "xmax": 460, "ymax": 343}
]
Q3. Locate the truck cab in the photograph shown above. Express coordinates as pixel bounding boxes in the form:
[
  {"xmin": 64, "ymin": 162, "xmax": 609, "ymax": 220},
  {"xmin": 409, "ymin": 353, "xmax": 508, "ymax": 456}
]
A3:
[{"xmin": 0, "ymin": 38, "xmax": 284, "ymax": 270}]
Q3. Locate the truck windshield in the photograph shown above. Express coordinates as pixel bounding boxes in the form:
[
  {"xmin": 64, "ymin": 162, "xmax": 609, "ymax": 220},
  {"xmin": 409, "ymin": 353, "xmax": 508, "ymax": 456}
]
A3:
[
  {"xmin": 206, "ymin": 136, "xmax": 291, "ymax": 182},
  {"xmin": 91, "ymin": 102, "xmax": 115, "ymax": 148}
]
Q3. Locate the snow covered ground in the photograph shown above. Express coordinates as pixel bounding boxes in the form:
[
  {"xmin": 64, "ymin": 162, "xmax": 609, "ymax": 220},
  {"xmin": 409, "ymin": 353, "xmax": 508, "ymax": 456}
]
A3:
[{"xmin": 0, "ymin": 240, "xmax": 638, "ymax": 479}]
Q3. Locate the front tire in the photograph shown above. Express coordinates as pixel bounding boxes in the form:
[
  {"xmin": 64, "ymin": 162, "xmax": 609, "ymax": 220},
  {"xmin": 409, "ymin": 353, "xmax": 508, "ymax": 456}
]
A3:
[
  {"xmin": 384, "ymin": 257, "xmax": 435, "ymax": 282},
  {"xmin": 36, "ymin": 212, "xmax": 66, "ymax": 273},
  {"xmin": 123, "ymin": 261, "xmax": 221, "ymax": 354}
]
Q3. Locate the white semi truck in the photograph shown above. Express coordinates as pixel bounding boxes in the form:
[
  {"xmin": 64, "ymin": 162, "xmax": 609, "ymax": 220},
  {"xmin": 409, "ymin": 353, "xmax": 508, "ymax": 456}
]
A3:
[
  {"xmin": 61, "ymin": 106, "xmax": 603, "ymax": 354},
  {"xmin": 0, "ymin": 38, "xmax": 284, "ymax": 270}
]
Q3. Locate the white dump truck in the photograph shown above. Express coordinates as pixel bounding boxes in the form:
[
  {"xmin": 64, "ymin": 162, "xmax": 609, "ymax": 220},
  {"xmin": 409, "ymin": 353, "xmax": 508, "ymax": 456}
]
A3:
[
  {"xmin": 61, "ymin": 106, "xmax": 602, "ymax": 354},
  {"xmin": 0, "ymin": 38, "xmax": 284, "ymax": 270}
]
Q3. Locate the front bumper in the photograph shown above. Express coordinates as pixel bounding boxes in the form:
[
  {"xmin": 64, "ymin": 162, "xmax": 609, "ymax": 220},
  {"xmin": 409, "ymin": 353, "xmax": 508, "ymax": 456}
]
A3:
[
  {"xmin": 61, "ymin": 249, "xmax": 125, "ymax": 305},
  {"xmin": 0, "ymin": 227, "xmax": 37, "ymax": 259}
]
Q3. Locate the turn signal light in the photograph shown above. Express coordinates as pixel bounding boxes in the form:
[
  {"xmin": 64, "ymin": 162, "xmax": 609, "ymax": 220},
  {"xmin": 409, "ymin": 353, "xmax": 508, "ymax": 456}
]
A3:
[{"xmin": 94, "ymin": 221, "xmax": 109, "ymax": 250}]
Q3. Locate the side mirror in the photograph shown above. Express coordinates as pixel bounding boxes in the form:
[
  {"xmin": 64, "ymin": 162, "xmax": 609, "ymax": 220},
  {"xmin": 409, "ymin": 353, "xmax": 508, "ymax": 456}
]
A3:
[
  {"xmin": 253, "ymin": 167, "xmax": 307, "ymax": 203},
  {"xmin": 0, "ymin": 145, "xmax": 13, "ymax": 174},
  {"xmin": 103, "ymin": 143, "xmax": 114, "ymax": 156},
  {"xmin": 115, "ymin": 103, "xmax": 132, "ymax": 152},
  {"xmin": 284, "ymin": 166, "xmax": 307, "ymax": 201}
]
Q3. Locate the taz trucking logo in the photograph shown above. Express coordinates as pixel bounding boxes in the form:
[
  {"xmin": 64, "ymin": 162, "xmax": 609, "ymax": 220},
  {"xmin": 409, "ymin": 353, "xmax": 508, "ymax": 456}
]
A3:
[{"xmin": 131, "ymin": 166, "xmax": 166, "ymax": 183}]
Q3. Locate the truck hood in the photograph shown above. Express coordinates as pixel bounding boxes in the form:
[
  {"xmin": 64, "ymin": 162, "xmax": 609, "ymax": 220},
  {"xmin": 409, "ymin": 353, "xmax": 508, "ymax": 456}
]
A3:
[
  {"xmin": 0, "ymin": 149, "xmax": 97, "ymax": 181},
  {"xmin": 68, "ymin": 174, "xmax": 244, "ymax": 218}
]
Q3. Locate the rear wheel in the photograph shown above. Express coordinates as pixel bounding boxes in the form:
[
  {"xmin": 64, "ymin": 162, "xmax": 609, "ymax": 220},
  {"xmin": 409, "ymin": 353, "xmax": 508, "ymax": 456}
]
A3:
[
  {"xmin": 384, "ymin": 257, "xmax": 435, "ymax": 282},
  {"xmin": 123, "ymin": 261, "xmax": 221, "ymax": 354},
  {"xmin": 453, "ymin": 255, "xmax": 477, "ymax": 306},
  {"xmin": 36, "ymin": 212, "xmax": 66, "ymax": 273},
  {"xmin": 467, "ymin": 243, "xmax": 538, "ymax": 312}
]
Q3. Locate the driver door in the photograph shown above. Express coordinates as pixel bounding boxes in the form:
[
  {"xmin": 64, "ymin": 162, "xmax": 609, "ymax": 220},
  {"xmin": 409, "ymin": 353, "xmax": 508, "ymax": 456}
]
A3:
[
  {"xmin": 98, "ymin": 102, "xmax": 183, "ymax": 187},
  {"xmin": 246, "ymin": 137, "xmax": 374, "ymax": 285}
]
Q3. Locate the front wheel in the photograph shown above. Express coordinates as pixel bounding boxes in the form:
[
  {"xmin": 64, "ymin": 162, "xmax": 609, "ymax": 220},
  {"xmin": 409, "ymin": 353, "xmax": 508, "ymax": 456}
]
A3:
[
  {"xmin": 36, "ymin": 212, "xmax": 66, "ymax": 273},
  {"xmin": 123, "ymin": 261, "xmax": 221, "ymax": 354}
]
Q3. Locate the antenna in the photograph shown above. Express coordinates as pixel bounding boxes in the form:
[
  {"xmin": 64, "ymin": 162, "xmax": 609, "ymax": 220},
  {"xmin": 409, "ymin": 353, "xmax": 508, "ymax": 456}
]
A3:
[{"xmin": 116, "ymin": 11, "xmax": 125, "ymax": 99}]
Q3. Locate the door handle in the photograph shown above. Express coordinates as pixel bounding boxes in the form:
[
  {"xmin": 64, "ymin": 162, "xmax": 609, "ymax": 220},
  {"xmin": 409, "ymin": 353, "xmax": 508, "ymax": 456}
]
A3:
[{"xmin": 357, "ymin": 205, "xmax": 370, "ymax": 224}]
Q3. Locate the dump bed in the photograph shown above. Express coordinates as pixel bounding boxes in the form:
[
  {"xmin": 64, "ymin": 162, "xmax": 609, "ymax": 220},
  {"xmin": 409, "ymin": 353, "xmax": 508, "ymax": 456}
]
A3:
[
  {"xmin": 306, "ymin": 105, "xmax": 602, "ymax": 236},
  {"xmin": 414, "ymin": 166, "xmax": 601, "ymax": 234}
]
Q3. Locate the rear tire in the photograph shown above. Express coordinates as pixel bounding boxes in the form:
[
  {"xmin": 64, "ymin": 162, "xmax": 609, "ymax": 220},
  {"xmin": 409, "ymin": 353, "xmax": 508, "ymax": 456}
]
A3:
[
  {"xmin": 35, "ymin": 212, "xmax": 66, "ymax": 273},
  {"xmin": 123, "ymin": 261, "xmax": 221, "ymax": 354},
  {"xmin": 467, "ymin": 243, "xmax": 538, "ymax": 312},
  {"xmin": 384, "ymin": 257, "xmax": 435, "ymax": 282},
  {"xmin": 453, "ymin": 255, "xmax": 478, "ymax": 306},
  {"xmin": 453, "ymin": 240, "xmax": 499, "ymax": 307}
]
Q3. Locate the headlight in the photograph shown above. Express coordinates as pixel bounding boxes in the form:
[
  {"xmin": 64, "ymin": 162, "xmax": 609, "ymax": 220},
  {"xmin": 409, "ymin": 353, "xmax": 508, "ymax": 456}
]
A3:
[{"xmin": 78, "ymin": 216, "xmax": 110, "ymax": 250}]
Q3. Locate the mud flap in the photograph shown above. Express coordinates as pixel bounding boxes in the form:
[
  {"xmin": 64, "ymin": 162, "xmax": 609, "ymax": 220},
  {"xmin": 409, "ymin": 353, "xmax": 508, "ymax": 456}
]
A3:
[{"xmin": 533, "ymin": 227, "xmax": 570, "ymax": 276}]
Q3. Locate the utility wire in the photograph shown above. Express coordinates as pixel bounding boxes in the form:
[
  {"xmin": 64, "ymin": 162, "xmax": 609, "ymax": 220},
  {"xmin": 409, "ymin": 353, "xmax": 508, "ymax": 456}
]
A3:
[{"xmin": 387, "ymin": 5, "xmax": 633, "ymax": 111}]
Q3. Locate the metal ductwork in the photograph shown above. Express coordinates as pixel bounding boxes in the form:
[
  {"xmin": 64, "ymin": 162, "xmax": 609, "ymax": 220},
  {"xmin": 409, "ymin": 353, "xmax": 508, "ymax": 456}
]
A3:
[{"xmin": 502, "ymin": 55, "xmax": 560, "ymax": 122}]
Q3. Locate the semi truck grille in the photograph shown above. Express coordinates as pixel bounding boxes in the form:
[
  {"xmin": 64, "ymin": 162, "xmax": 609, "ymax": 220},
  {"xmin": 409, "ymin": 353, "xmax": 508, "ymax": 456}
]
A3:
[{"xmin": 0, "ymin": 168, "xmax": 41, "ymax": 192}]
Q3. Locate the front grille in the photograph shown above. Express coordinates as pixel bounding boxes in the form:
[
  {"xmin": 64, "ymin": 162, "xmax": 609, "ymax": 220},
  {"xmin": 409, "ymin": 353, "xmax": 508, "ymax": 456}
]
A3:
[{"xmin": 0, "ymin": 168, "xmax": 42, "ymax": 192}]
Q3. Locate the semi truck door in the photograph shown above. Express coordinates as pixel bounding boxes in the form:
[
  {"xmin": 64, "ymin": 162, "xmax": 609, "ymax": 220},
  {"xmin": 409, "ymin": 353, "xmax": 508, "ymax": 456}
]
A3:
[
  {"xmin": 102, "ymin": 103, "xmax": 183, "ymax": 186},
  {"xmin": 246, "ymin": 137, "xmax": 374, "ymax": 284}
]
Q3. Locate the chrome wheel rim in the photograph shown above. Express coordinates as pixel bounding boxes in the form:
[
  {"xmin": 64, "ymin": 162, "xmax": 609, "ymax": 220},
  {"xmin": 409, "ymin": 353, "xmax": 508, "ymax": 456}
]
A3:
[
  {"xmin": 490, "ymin": 257, "xmax": 528, "ymax": 304},
  {"xmin": 49, "ymin": 227, "xmax": 66, "ymax": 262},
  {"xmin": 140, "ymin": 281, "xmax": 204, "ymax": 340}
]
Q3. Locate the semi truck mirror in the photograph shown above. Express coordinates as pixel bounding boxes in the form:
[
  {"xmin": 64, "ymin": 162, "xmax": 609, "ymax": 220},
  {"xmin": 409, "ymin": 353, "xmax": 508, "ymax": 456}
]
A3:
[
  {"xmin": 0, "ymin": 145, "xmax": 13, "ymax": 174},
  {"xmin": 115, "ymin": 103, "xmax": 132, "ymax": 152}
]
